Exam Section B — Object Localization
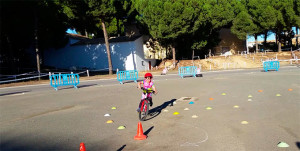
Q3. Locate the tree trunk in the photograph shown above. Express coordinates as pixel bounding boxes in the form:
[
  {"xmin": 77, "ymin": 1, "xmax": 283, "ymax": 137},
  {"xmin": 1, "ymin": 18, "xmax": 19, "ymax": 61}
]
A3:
[
  {"xmin": 101, "ymin": 20, "xmax": 113, "ymax": 75},
  {"xmin": 85, "ymin": 29, "xmax": 88, "ymax": 37},
  {"xmin": 117, "ymin": 19, "xmax": 120, "ymax": 37},
  {"xmin": 277, "ymin": 31, "xmax": 282, "ymax": 52},
  {"xmin": 192, "ymin": 49, "xmax": 194, "ymax": 60},
  {"xmin": 172, "ymin": 45, "xmax": 176, "ymax": 67},
  {"xmin": 34, "ymin": 8, "xmax": 41, "ymax": 80},
  {"xmin": 296, "ymin": 27, "xmax": 299, "ymax": 49},
  {"xmin": 264, "ymin": 32, "xmax": 267, "ymax": 46},
  {"xmin": 246, "ymin": 34, "xmax": 249, "ymax": 54},
  {"xmin": 192, "ymin": 49, "xmax": 195, "ymax": 66},
  {"xmin": 6, "ymin": 36, "xmax": 16, "ymax": 74},
  {"xmin": 255, "ymin": 34, "xmax": 259, "ymax": 53},
  {"xmin": 278, "ymin": 40, "xmax": 282, "ymax": 52},
  {"xmin": 275, "ymin": 33, "xmax": 278, "ymax": 46}
]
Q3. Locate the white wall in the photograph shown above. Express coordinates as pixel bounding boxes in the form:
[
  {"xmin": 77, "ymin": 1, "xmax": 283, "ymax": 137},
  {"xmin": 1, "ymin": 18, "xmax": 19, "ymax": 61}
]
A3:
[
  {"xmin": 134, "ymin": 37, "xmax": 156, "ymax": 71},
  {"xmin": 44, "ymin": 36, "xmax": 156, "ymax": 71}
]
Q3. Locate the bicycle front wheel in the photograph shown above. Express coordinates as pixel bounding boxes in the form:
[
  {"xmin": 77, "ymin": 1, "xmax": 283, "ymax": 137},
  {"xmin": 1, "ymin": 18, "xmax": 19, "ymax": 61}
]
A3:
[{"xmin": 139, "ymin": 99, "xmax": 149, "ymax": 121}]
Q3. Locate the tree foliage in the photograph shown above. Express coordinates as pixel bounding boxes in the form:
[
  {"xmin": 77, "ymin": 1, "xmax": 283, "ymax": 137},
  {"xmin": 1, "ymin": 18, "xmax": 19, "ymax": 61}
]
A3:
[
  {"xmin": 0, "ymin": 0, "xmax": 68, "ymax": 74},
  {"xmin": 2, "ymin": 0, "xmax": 300, "ymax": 74},
  {"xmin": 231, "ymin": 11, "xmax": 257, "ymax": 40},
  {"xmin": 135, "ymin": 0, "xmax": 214, "ymax": 60}
]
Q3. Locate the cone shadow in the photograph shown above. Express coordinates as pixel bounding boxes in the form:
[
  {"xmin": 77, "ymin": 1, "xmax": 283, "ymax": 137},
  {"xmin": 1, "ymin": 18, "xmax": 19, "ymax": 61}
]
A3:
[
  {"xmin": 116, "ymin": 145, "xmax": 126, "ymax": 151},
  {"xmin": 144, "ymin": 126, "xmax": 154, "ymax": 135}
]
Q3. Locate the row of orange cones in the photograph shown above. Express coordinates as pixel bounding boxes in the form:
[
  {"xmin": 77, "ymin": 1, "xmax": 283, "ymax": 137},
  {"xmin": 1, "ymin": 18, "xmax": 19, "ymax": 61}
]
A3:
[{"xmin": 79, "ymin": 122, "xmax": 146, "ymax": 150}]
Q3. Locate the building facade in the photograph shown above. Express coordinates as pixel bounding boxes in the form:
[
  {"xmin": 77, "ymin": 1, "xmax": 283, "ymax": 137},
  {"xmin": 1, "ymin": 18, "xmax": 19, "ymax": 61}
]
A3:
[{"xmin": 43, "ymin": 35, "xmax": 156, "ymax": 71}]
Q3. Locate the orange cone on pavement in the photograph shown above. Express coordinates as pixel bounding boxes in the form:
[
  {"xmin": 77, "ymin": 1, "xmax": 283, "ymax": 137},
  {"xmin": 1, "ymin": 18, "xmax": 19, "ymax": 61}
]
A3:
[
  {"xmin": 80, "ymin": 142, "xmax": 86, "ymax": 151},
  {"xmin": 134, "ymin": 122, "xmax": 147, "ymax": 140}
]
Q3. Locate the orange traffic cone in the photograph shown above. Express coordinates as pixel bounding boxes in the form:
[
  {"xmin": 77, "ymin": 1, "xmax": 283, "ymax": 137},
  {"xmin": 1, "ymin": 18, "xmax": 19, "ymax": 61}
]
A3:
[
  {"xmin": 134, "ymin": 122, "xmax": 147, "ymax": 140},
  {"xmin": 79, "ymin": 142, "xmax": 86, "ymax": 151}
]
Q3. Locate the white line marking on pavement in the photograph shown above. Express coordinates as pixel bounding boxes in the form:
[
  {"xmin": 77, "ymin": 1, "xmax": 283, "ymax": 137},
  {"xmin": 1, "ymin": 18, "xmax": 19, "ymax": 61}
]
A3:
[
  {"xmin": 6, "ymin": 92, "xmax": 26, "ymax": 96},
  {"xmin": 179, "ymin": 122, "xmax": 209, "ymax": 147}
]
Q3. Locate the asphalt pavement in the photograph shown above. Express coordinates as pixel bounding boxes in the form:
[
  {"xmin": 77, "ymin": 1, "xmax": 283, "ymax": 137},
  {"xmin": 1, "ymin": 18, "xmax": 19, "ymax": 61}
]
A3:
[{"xmin": 0, "ymin": 67, "xmax": 299, "ymax": 151}]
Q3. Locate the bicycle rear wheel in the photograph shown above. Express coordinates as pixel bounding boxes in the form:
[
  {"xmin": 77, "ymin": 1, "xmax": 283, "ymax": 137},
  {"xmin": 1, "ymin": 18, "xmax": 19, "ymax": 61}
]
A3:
[{"xmin": 139, "ymin": 99, "xmax": 149, "ymax": 121}]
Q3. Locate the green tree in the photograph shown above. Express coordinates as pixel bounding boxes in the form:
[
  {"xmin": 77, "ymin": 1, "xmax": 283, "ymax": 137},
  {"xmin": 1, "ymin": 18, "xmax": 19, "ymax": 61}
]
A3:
[
  {"xmin": 245, "ymin": 0, "xmax": 277, "ymax": 52},
  {"xmin": 55, "ymin": 0, "xmax": 100, "ymax": 37},
  {"xmin": 0, "ymin": 0, "xmax": 68, "ymax": 75},
  {"xmin": 271, "ymin": 0, "xmax": 298, "ymax": 52},
  {"xmin": 57, "ymin": 0, "xmax": 118, "ymax": 75},
  {"xmin": 135, "ymin": 0, "xmax": 208, "ymax": 65},
  {"xmin": 293, "ymin": 0, "xmax": 300, "ymax": 48},
  {"xmin": 114, "ymin": 0, "xmax": 137, "ymax": 36},
  {"xmin": 208, "ymin": 0, "xmax": 237, "ymax": 29},
  {"xmin": 88, "ymin": 0, "xmax": 116, "ymax": 75},
  {"xmin": 231, "ymin": 11, "xmax": 257, "ymax": 40}
]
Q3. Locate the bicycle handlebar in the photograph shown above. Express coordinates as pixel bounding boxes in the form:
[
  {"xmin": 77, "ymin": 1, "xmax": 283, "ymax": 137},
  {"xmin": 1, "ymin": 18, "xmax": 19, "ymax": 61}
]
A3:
[{"xmin": 139, "ymin": 87, "xmax": 156, "ymax": 94}]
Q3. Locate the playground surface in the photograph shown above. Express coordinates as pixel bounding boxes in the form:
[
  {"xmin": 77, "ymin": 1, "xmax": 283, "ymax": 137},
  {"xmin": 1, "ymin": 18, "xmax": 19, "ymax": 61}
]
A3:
[{"xmin": 0, "ymin": 67, "xmax": 300, "ymax": 151}]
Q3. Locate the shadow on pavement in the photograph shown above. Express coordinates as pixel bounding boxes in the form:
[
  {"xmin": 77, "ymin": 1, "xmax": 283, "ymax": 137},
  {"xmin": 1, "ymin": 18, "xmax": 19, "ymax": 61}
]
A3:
[
  {"xmin": 119, "ymin": 80, "xmax": 142, "ymax": 84},
  {"xmin": 0, "ymin": 90, "xmax": 31, "ymax": 96},
  {"xmin": 296, "ymin": 142, "xmax": 300, "ymax": 150},
  {"xmin": 144, "ymin": 126, "xmax": 154, "ymax": 135},
  {"xmin": 0, "ymin": 134, "xmax": 61, "ymax": 151},
  {"xmin": 77, "ymin": 84, "xmax": 97, "ymax": 88},
  {"xmin": 116, "ymin": 145, "xmax": 126, "ymax": 151},
  {"xmin": 145, "ymin": 99, "xmax": 176, "ymax": 121},
  {"xmin": 57, "ymin": 83, "xmax": 97, "ymax": 90}
]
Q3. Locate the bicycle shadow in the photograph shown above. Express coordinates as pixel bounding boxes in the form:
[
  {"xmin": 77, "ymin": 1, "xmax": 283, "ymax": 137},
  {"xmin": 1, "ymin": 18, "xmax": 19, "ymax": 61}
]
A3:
[{"xmin": 144, "ymin": 99, "xmax": 176, "ymax": 121}]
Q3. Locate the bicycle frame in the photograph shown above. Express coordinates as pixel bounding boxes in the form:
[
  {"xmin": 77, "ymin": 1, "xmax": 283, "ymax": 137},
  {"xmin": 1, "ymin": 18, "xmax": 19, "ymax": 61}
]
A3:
[{"xmin": 138, "ymin": 88, "xmax": 153, "ymax": 121}]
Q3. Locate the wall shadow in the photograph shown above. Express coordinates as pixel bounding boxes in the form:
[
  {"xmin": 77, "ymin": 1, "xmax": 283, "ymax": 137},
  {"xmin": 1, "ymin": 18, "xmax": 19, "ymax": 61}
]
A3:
[
  {"xmin": 0, "ymin": 132, "xmax": 112, "ymax": 151},
  {"xmin": 144, "ymin": 99, "xmax": 176, "ymax": 121},
  {"xmin": 0, "ymin": 134, "xmax": 61, "ymax": 151}
]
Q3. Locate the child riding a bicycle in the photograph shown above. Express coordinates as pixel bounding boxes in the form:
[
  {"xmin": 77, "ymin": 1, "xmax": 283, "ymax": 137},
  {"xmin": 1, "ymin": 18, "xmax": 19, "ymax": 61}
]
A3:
[{"xmin": 137, "ymin": 73, "xmax": 157, "ymax": 108}]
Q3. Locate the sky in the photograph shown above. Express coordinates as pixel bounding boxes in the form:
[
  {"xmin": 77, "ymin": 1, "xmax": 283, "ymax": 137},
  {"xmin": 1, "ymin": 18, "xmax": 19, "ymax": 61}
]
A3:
[
  {"xmin": 247, "ymin": 27, "xmax": 299, "ymax": 42},
  {"xmin": 66, "ymin": 28, "xmax": 77, "ymax": 34},
  {"xmin": 66, "ymin": 27, "xmax": 299, "ymax": 42}
]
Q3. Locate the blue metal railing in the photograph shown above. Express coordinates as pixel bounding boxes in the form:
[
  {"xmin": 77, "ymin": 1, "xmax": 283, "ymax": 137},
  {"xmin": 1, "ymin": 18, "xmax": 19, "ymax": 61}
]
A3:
[
  {"xmin": 117, "ymin": 70, "xmax": 138, "ymax": 84},
  {"xmin": 263, "ymin": 61, "xmax": 280, "ymax": 72},
  {"xmin": 50, "ymin": 74, "xmax": 80, "ymax": 90},
  {"xmin": 178, "ymin": 66, "xmax": 197, "ymax": 78}
]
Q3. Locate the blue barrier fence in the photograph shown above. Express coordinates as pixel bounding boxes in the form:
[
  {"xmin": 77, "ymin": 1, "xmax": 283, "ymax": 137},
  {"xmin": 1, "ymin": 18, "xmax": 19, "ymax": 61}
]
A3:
[
  {"xmin": 117, "ymin": 70, "xmax": 138, "ymax": 84},
  {"xmin": 178, "ymin": 66, "xmax": 197, "ymax": 78},
  {"xmin": 50, "ymin": 73, "xmax": 80, "ymax": 90},
  {"xmin": 263, "ymin": 61, "xmax": 280, "ymax": 72}
]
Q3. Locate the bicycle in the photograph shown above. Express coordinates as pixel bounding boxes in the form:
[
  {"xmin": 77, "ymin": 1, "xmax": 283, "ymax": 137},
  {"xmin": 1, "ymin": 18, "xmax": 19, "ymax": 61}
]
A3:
[{"xmin": 138, "ymin": 87, "xmax": 156, "ymax": 121}]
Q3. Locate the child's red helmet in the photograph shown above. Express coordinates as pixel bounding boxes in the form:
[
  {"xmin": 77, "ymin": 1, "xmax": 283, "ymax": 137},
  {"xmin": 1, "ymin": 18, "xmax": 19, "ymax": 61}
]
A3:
[{"xmin": 144, "ymin": 73, "xmax": 153, "ymax": 78}]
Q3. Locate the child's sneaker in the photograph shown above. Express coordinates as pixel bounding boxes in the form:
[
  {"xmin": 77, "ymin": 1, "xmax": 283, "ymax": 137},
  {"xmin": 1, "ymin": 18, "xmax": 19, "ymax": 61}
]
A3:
[{"xmin": 149, "ymin": 100, "xmax": 153, "ymax": 107}]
